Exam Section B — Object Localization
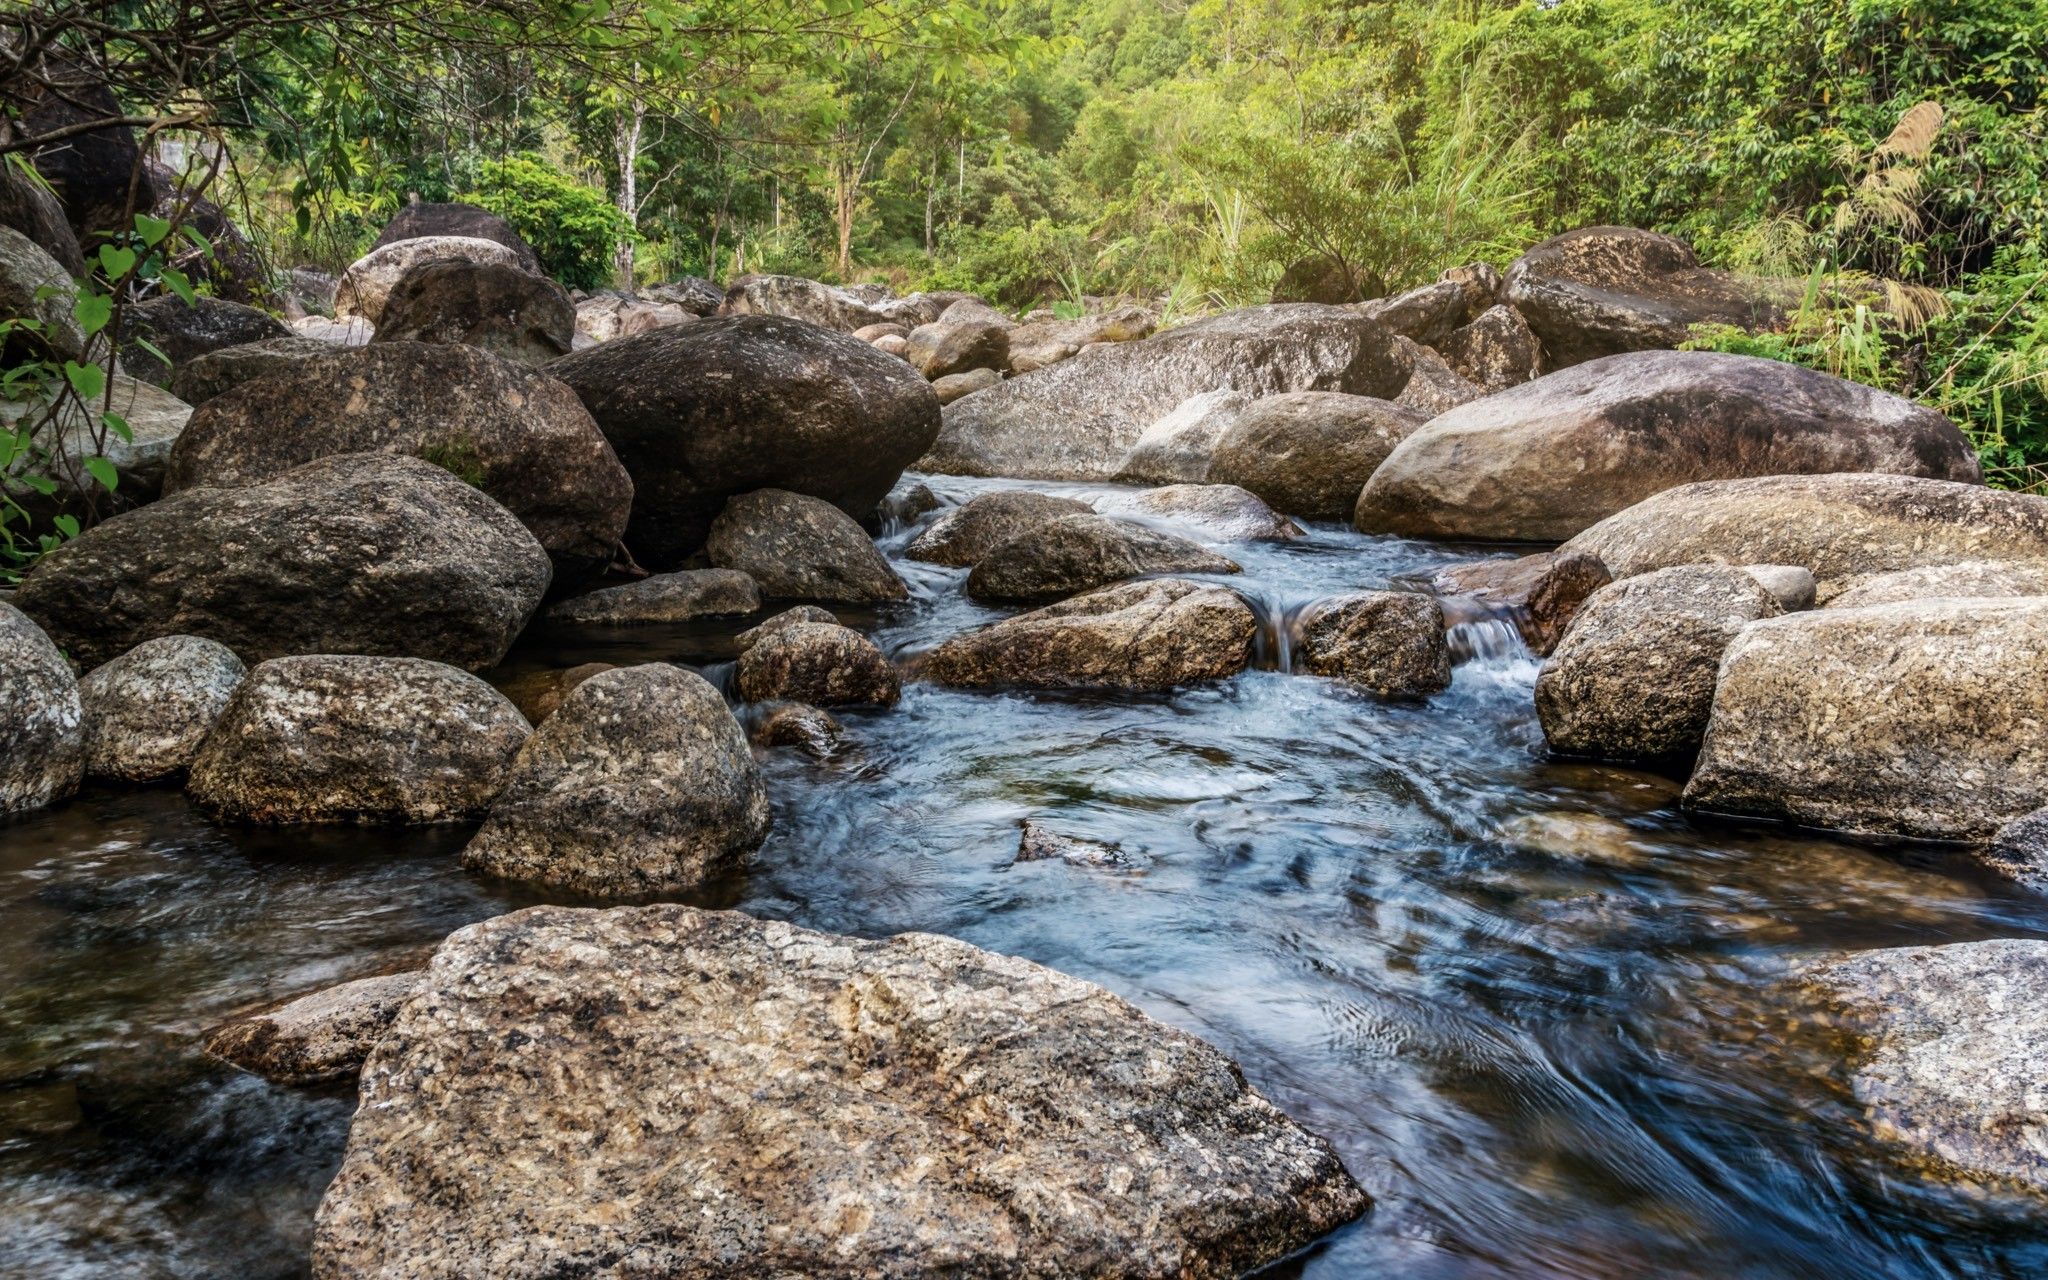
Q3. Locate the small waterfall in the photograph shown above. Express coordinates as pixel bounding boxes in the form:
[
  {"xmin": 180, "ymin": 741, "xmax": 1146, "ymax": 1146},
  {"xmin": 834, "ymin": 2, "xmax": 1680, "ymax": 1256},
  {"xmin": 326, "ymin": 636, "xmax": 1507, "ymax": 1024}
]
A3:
[
  {"xmin": 1447, "ymin": 615, "xmax": 1531, "ymax": 665},
  {"xmin": 1238, "ymin": 589, "xmax": 1324, "ymax": 672}
]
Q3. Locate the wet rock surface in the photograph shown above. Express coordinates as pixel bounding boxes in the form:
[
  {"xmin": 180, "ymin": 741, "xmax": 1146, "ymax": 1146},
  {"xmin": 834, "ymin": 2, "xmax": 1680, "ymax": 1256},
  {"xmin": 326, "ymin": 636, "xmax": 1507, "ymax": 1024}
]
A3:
[
  {"xmin": 926, "ymin": 577, "xmax": 1257, "ymax": 690},
  {"xmin": 1209, "ymin": 391, "xmax": 1426, "ymax": 520},
  {"xmin": 545, "ymin": 569, "xmax": 761, "ymax": 626},
  {"xmin": 1106, "ymin": 483, "xmax": 1302, "ymax": 541},
  {"xmin": 79, "ymin": 635, "xmax": 246, "ymax": 782},
  {"xmin": 753, "ymin": 702, "xmax": 846, "ymax": 759},
  {"xmin": 17, "ymin": 453, "xmax": 551, "ymax": 672},
  {"xmin": 187, "ymin": 655, "xmax": 530, "ymax": 825},
  {"xmin": 719, "ymin": 273, "xmax": 891, "ymax": 331},
  {"xmin": 1017, "ymin": 819, "xmax": 1139, "ymax": 870},
  {"xmin": 1983, "ymin": 808, "xmax": 2048, "ymax": 894},
  {"xmin": 461, "ymin": 666, "xmax": 769, "ymax": 898},
  {"xmin": 0, "ymin": 602, "xmax": 85, "ymax": 815},
  {"xmin": 204, "ymin": 971, "xmax": 423, "ymax": 1087},
  {"xmin": 311, "ymin": 904, "xmax": 1367, "ymax": 1279},
  {"xmin": 965, "ymin": 513, "xmax": 1240, "ymax": 604},
  {"xmin": 904, "ymin": 489, "xmax": 1095, "ymax": 566},
  {"xmin": 707, "ymin": 488, "xmax": 908, "ymax": 603},
  {"xmin": 1432, "ymin": 550, "xmax": 1611, "ymax": 656},
  {"xmin": 1297, "ymin": 591, "xmax": 1451, "ymax": 698},
  {"xmin": 735, "ymin": 621, "xmax": 901, "ymax": 707}
]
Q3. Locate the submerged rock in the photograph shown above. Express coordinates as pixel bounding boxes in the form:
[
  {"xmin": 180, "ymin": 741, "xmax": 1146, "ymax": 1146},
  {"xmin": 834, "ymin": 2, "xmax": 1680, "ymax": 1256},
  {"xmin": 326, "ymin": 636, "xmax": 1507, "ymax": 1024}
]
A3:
[
  {"xmin": 706, "ymin": 488, "xmax": 908, "ymax": 604},
  {"xmin": 18, "ymin": 453, "xmax": 551, "ymax": 672},
  {"xmin": 966, "ymin": 514, "xmax": 1239, "ymax": 604},
  {"xmin": 0, "ymin": 602, "xmax": 84, "ymax": 815},
  {"xmin": 311, "ymin": 904, "xmax": 1367, "ymax": 1278},
  {"xmin": 1297, "ymin": 591, "xmax": 1451, "ymax": 698},
  {"xmin": 1016, "ymin": 820, "xmax": 1138, "ymax": 871},
  {"xmin": 188, "ymin": 655, "xmax": 530, "ymax": 824},
  {"xmin": 461, "ymin": 666, "xmax": 768, "ymax": 898},
  {"xmin": 925, "ymin": 577, "xmax": 1257, "ymax": 691},
  {"xmin": 1209, "ymin": 391, "xmax": 1426, "ymax": 520},
  {"xmin": 933, "ymin": 367, "xmax": 1001, "ymax": 404},
  {"xmin": 545, "ymin": 569, "xmax": 761, "ymax": 626},
  {"xmin": 905, "ymin": 490, "xmax": 1095, "ymax": 567},
  {"xmin": 735, "ymin": 622, "xmax": 900, "ymax": 708},
  {"xmin": 1806, "ymin": 939, "xmax": 2048, "ymax": 1194},
  {"xmin": 1431, "ymin": 550, "xmax": 1610, "ymax": 656},
  {"xmin": 204, "ymin": 971, "xmax": 423, "ymax": 1087},
  {"xmin": 79, "ymin": 635, "xmax": 246, "ymax": 782},
  {"xmin": 1684, "ymin": 598, "xmax": 2048, "ymax": 839},
  {"xmin": 1535, "ymin": 565, "xmax": 1782, "ymax": 761},
  {"xmin": 1356, "ymin": 352, "xmax": 1979, "ymax": 542},
  {"xmin": 753, "ymin": 702, "xmax": 846, "ymax": 759}
]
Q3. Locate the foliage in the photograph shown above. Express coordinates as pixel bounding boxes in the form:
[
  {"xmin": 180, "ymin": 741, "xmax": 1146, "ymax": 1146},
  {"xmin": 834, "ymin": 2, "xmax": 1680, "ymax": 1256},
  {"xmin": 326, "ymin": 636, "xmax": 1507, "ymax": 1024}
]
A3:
[{"xmin": 462, "ymin": 155, "xmax": 634, "ymax": 291}]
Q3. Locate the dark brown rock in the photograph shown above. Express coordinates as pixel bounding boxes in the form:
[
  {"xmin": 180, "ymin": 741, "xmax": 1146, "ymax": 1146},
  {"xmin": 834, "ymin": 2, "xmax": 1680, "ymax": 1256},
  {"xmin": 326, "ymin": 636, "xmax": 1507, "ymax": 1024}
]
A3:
[
  {"xmin": 337, "ymin": 236, "xmax": 524, "ymax": 326},
  {"xmin": 545, "ymin": 569, "xmax": 760, "ymax": 626},
  {"xmin": 734, "ymin": 621, "xmax": 900, "ymax": 707},
  {"xmin": 0, "ymin": 153, "xmax": 83, "ymax": 275},
  {"xmin": 1210, "ymin": 392, "xmax": 1428, "ymax": 520},
  {"xmin": 706, "ymin": 488, "xmax": 907, "ymax": 603},
  {"xmin": 906, "ymin": 317, "xmax": 1009, "ymax": 379},
  {"xmin": 170, "ymin": 335, "xmax": 336, "ymax": 405},
  {"xmin": 495, "ymin": 662, "xmax": 616, "ymax": 725},
  {"xmin": 1439, "ymin": 304, "xmax": 1544, "ymax": 391},
  {"xmin": 966, "ymin": 514, "xmax": 1239, "ymax": 604},
  {"xmin": 1297, "ymin": 592, "xmax": 1451, "ymax": 698},
  {"xmin": 204, "ymin": 971, "xmax": 423, "ymax": 1086},
  {"xmin": 925, "ymin": 577, "xmax": 1257, "ymax": 691},
  {"xmin": 372, "ymin": 259, "xmax": 575, "ymax": 365},
  {"xmin": 117, "ymin": 296, "xmax": 289, "ymax": 387},
  {"xmin": 753, "ymin": 702, "xmax": 846, "ymax": 759},
  {"xmin": 905, "ymin": 490, "xmax": 1095, "ymax": 567}
]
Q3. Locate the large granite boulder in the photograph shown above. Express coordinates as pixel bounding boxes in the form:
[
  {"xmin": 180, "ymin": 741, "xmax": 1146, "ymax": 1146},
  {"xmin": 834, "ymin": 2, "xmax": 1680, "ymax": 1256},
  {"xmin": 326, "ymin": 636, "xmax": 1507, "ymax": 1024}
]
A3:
[
  {"xmin": 720, "ymin": 274, "xmax": 890, "ymax": 331},
  {"xmin": 1805, "ymin": 940, "xmax": 2048, "ymax": 1193},
  {"xmin": 934, "ymin": 367, "xmax": 1001, "ymax": 404},
  {"xmin": 1684, "ymin": 598, "xmax": 2048, "ymax": 839},
  {"xmin": 0, "ymin": 152, "xmax": 84, "ymax": 276},
  {"xmin": 371, "ymin": 259, "xmax": 576, "ymax": 365},
  {"xmin": 734, "ymin": 621, "xmax": 901, "ymax": 707},
  {"xmin": 170, "ymin": 335, "xmax": 335, "ymax": 405},
  {"xmin": 1103, "ymin": 483, "xmax": 1302, "ymax": 542},
  {"xmin": 965, "ymin": 514, "xmax": 1240, "ymax": 604},
  {"xmin": 904, "ymin": 490, "xmax": 1095, "ymax": 567},
  {"xmin": 906, "ymin": 317, "xmax": 1009, "ymax": 380},
  {"xmin": 1431, "ymin": 551, "xmax": 1611, "ymax": 656},
  {"xmin": 1504, "ymin": 226, "xmax": 1786, "ymax": 367},
  {"xmin": 1389, "ymin": 337, "xmax": 1485, "ymax": 417},
  {"xmin": 371, "ymin": 202, "xmax": 540, "ymax": 273},
  {"xmin": 1209, "ymin": 391, "xmax": 1426, "ymax": 520},
  {"xmin": 706, "ymin": 488, "xmax": 908, "ymax": 604},
  {"xmin": 545, "ymin": 569, "xmax": 760, "ymax": 626},
  {"xmin": 1360, "ymin": 280, "xmax": 1474, "ymax": 347},
  {"xmin": 205, "ymin": 971, "xmax": 423, "ymax": 1087},
  {"xmin": 1112, "ymin": 390, "xmax": 1251, "ymax": 485},
  {"xmin": 573, "ymin": 292, "xmax": 691, "ymax": 344},
  {"xmin": 925, "ymin": 578, "xmax": 1257, "ymax": 691},
  {"xmin": 644, "ymin": 276, "xmax": 724, "ymax": 316},
  {"xmin": 0, "ymin": 225, "xmax": 87, "ymax": 359},
  {"xmin": 116, "ymin": 296, "xmax": 289, "ymax": 387},
  {"xmin": 1823, "ymin": 560, "xmax": 2048, "ymax": 610},
  {"xmin": 311, "ymin": 904, "xmax": 1366, "ymax": 1279},
  {"xmin": 925, "ymin": 304, "xmax": 1407, "ymax": 481},
  {"xmin": 165, "ymin": 341, "xmax": 630, "ymax": 581},
  {"xmin": 17, "ymin": 453, "xmax": 551, "ymax": 672},
  {"xmin": 1564, "ymin": 474, "xmax": 2048, "ymax": 594},
  {"xmin": 550, "ymin": 315, "xmax": 940, "ymax": 566},
  {"xmin": 1356, "ymin": 352, "xmax": 1978, "ymax": 542},
  {"xmin": 1297, "ymin": 591, "xmax": 1451, "ymax": 698},
  {"xmin": 460, "ymin": 666, "xmax": 769, "ymax": 897},
  {"xmin": 78, "ymin": 634, "xmax": 246, "ymax": 782},
  {"xmin": 1438, "ymin": 304, "xmax": 1544, "ymax": 391},
  {"xmin": 1004, "ymin": 306, "xmax": 1157, "ymax": 374},
  {"xmin": 0, "ymin": 602, "xmax": 85, "ymax": 815},
  {"xmin": 336, "ymin": 236, "xmax": 524, "ymax": 326},
  {"xmin": 187, "ymin": 654, "xmax": 530, "ymax": 824},
  {"xmin": 1535, "ymin": 565, "xmax": 1782, "ymax": 761},
  {"xmin": 3, "ymin": 56, "xmax": 149, "ymax": 238}
]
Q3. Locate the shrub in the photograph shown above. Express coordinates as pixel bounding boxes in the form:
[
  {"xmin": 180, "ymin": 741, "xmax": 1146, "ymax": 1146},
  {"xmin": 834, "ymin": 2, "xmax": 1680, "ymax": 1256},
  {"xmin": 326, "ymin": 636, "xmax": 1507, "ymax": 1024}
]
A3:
[{"xmin": 461, "ymin": 155, "xmax": 631, "ymax": 291}]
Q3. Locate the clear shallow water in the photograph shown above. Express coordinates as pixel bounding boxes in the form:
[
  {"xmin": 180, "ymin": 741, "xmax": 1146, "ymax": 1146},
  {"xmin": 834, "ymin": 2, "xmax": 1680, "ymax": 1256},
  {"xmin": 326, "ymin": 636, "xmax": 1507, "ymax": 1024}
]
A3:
[{"xmin": 6, "ymin": 473, "xmax": 2048, "ymax": 1279}]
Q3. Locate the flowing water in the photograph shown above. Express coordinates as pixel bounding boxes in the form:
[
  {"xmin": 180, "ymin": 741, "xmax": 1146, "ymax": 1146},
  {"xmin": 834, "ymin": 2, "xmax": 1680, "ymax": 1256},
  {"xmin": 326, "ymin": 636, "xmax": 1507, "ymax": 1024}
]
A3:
[{"xmin": 5, "ymin": 473, "xmax": 2048, "ymax": 1279}]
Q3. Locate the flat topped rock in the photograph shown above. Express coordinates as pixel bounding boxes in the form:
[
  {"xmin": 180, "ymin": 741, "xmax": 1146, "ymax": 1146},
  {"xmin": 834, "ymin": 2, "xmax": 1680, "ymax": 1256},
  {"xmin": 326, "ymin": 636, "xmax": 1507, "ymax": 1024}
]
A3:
[
  {"xmin": 205, "ymin": 970, "xmax": 423, "ymax": 1087},
  {"xmin": 926, "ymin": 577, "xmax": 1257, "ymax": 691},
  {"xmin": 904, "ymin": 489, "xmax": 1095, "ymax": 567},
  {"xmin": 546, "ymin": 569, "xmax": 761, "ymax": 626},
  {"xmin": 966, "ymin": 513, "xmax": 1240, "ymax": 604},
  {"xmin": 312, "ymin": 904, "xmax": 1367, "ymax": 1279}
]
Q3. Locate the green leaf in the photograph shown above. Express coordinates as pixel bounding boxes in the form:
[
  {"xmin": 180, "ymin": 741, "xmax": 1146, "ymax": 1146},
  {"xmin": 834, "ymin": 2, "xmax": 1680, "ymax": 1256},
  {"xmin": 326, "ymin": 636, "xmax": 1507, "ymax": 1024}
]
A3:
[
  {"xmin": 51, "ymin": 514, "xmax": 79, "ymax": 538},
  {"xmin": 135, "ymin": 214, "xmax": 172, "ymax": 247},
  {"xmin": 98, "ymin": 245, "xmax": 138, "ymax": 279},
  {"xmin": 160, "ymin": 267, "xmax": 197, "ymax": 305},
  {"xmin": 83, "ymin": 456, "xmax": 119, "ymax": 494},
  {"xmin": 101, "ymin": 411, "xmax": 131, "ymax": 443},
  {"xmin": 63, "ymin": 360, "xmax": 105, "ymax": 401},
  {"xmin": 72, "ymin": 292, "xmax": 113, "ymax": 336},
  {"xmin": 19, "ymin": 473, "xmax": 56, "ymax": 496}
]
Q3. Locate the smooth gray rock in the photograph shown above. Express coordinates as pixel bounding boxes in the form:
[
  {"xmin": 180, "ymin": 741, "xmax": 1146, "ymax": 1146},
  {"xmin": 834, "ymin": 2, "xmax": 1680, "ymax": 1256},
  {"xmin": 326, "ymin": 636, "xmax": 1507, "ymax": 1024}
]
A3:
[
  {"xmin": 966, "ymin": 513, "xmax": 1240, "ymax": 604},
  {"xmin": 1741, "ymin": 564, "xmax": 1818, "ymax": 612},
  {"xmin": 204, "ymin": 971, "xmax": 423, "ymax": 1086},
  {"xmin": 311, "ymin": 904, "xmax": 1367, "ymax": 1279},
  {"xmin": 371, "ymin": 203, "xmax": 539, "ymax": 273},
  {"xmin": 904, "ymin": 490, "xmax": 1094, "ymax": 567},
  {"xmin": 335, "ymin": 235, "xmax": 523, "ymax": 326},
  {"xmin": 187, "ymin": 655, "xmax": 530, "ymax": 824},
  {"xmin": 0, "ymin": 602, "xmax": 84, "ymax": 814},
  {"xmin": 546, "ymin": 569, "xmax": 761, "ymax": 626},
  {"xmin": 925, "ymin": 577, "xmax": 1257, "ymax": 691},
  {"xmin": 1210, "ymin": 391, "xmax": 1427, "ymax": 520},
  {"xmin": 1106, "ymin": 483, "xmax": 1302, "ymax": 541},
  {"xmin": 707, "ymin": 488, "xmax": 908, "ymax": 604},
  {"xmin": 719, "ymin": 274, "xmax": 890, "ymax": 331},
  {"xmin": 1112, "ymin": 390, "xmax": 1250, "ymax": 485},
  {"xmin": 1297, "ymin": 591, "xmax": 1451, "ymax": 698},
  {"xmin": 734, "ymin": 621, "xmax": 900, "ymax": 707},
  {"xmin": 79, "ymin": 635, "xmax": 246, "ymax": 782}
]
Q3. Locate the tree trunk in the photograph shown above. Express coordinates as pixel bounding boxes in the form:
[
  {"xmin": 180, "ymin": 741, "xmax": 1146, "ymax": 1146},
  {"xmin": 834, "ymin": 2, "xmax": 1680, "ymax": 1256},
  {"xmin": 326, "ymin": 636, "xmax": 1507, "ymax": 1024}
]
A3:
[
  {"xmin": 832, "ymin": 154, "xmax": 856, "ymax": 278},
  {"xmin": 613, "ymin": 98, "xmax": 644, "ymax": 290}
]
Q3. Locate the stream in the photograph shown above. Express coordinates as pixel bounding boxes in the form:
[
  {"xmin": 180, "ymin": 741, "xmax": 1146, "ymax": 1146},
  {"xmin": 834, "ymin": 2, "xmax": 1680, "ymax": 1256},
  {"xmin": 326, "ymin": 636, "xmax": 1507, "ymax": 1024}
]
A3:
[{"xmin": 5, "ymin": 473, "xmax": 2048, "ymax": 1278}]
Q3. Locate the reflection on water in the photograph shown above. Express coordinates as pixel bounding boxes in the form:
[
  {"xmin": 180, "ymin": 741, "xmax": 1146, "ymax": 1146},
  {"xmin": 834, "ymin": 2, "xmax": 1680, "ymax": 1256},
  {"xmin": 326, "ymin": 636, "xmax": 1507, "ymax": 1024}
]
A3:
[{"xmin": 5, "ymin": 472, "xmax": 2048, "ymax": 1278}]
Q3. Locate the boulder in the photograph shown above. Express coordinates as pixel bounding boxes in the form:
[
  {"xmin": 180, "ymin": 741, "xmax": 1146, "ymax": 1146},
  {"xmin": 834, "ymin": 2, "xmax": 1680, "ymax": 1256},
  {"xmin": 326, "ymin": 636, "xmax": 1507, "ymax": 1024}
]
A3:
[
  {"xmin": 1684, "ymin": 598, "xmax": 2048, "ymax": 839},
  {"xmin": 460, "ymin": 666, "xmax": 768, "ymax": 897},
  {"xmin": 1504, "ymin": 226, "xmax": 1787, "ymax": 368},
  {"xmin": 736, "ymin": 605, "xmax": 841, "ymax": 652},
  {"xmin": 310, "ymin": 904, "xmax": 1367, "ymax": 1279},
  {"xmin": 372, "ymin": 202, "xmax": 540, "ymax": 273},
  {"xmin": 872, "ymin": 333, "xmax": 910, "ymax": 358},
  {"xmin": 1742, "ymin": 564, "xmax": 1818, "ymax": 612},
  {"xmin": 734, "ymin": 621, "xmax": 901, "ymax": 707},
  {"xmin": 643, "ymin": 277, "xmax": 724, "ymax": 316},
  {"xmin": 753, "ymin": 702, "xmax": 846, "ymax": 759},
  {"xmin": 1440, "ymin": 262, "xmax": 1504, "ymax": 315},
  {"xmin": 904, "ymin": 490, "xmax": 1094, "ymax": 567},
  {"xmin": 372, "ymin": 259, "xmax": 575, "ymax": 365},
  {"xmin": 937, "ymin": 298, "xmax": 1011, "ymax": 328},
  {"xmin": 1983, "ymin": 809, "xmax": 2048, "ymax": 893},
  {"xmin": 170, "ymin": 335, "xmax": 335, "ymax": 405},
  {"xmin": 0, "ymin": 602, "xmax": 85, "ymax": 814},
  {"xmin": 550, "ymin": 315, "xmax": 940, "ymax": 566},
  {"xmin": 293, "ymin": 314, "xmax": 374, "ymax": 346},
  {"xmin": 1805, "ymin": 940, "xmax": 2048, "ymax": 1193},
  {"xmin": 1211, "ymin": 391, "xmax": 1428, "ymax": 520},
  {"xmin": 1356, "ymin": 352, "xmax": 1980, "ymax": 542},
  {"xmin": 1563, "ymin": 474, "xmax": 2048, "ymax": 594},
  {"xmin": 852, "ymin": 322, "xmax": 909, "ymax": 343},
  {"xmin": 496, "ymin": 662, "xmax": 616, "ymax": 726},
  {"xmin": 165, "ymin": 341, "xmax": 630, "ymax": 582},
  {"xmin": 146, "ymin": 169, "xmax": 270, "ymax": 304},
  {"xmin": 1431, "ymin": 550, "xmax": 1611, "ymax": 656},
  {"xmin": 0, "ymin": 154, "xmax": 84, "ymax": 276},
  {"xmin": 1112, "ymin": 390, "xmax": 1251, "ymax": 485},
  {"xmin": 1297, "ymin": 592, "xmax": 1451, "ymax": 698},
  {"xmin": 924, "ymin": 578, "xmax": 1257, "ymax": 691},
  {"xmin": 204, "ymin": 971, "xmax": 423, "ymax": 1087},
  {"xmin": 78, "ymin": 635, "xmax": 246, "ymax": 782},
  {"xmin": 1823, "ymin": 560, "xmax": 2048, "ymax": 610},
  {"xmin": 287, "ymin": 267, "xmax": 340, "ymax": 314},
  {"xmin": 1389, "ymin": 337, "xmax": 1485, "ymax": 417},
  {"xmin": 1535, "ymin": 565, "xmax": 1782, "ymax": 760},
  {"xmin": 1361, "ymin": 280, "xmax": 1472, "ymax": 347},
  {"xmin": 1016, "ymin": 820, "xmax": 1137, "ymax": 871},
  {"xmin": 1438, "ymin": 304, "xmax": 1544, "ymax": 391},
  {"xmin": 18, "ymin": 453, "xmax": 551, "ymax": 672},
  {"xmin": 545, "ymin": 569, "xmax": 760, "ymax": 626},
  {"xmin": 335, "ymin": 236, "xmax": 524, "ymax": 326},
  {"xmin": 3, "ymin": 56, "xmax": 148, "ymax": 237},
  {"xmin": 187, "ymin": 654, "xmax": 531, "ymax": 824},
  {"xmin": 906, "ymin": 317, "xmax": 1009, "ymax": 380},
  {"xmin": 966, "ymin": 514, "xmax": 1240, "ymax": 604},
  {"xmin": 934, "ymin": 367, "xmax": 1001, "ymax": 404},
  {"xmin": 706, "ymin": 488, "xmax": 907, "ymax": 604},
  {"xmin": 720, "ymin": 274, "xmax": 889, "ymax": 331},
  {"xmin": 1103, "ymin": 484, "xmax": 1302, "ymax": 541},
  {"xmin": 4, "ymin": 372, "xmax": 192, "ymax": 510},
  {"xmin": 573, "ymin": 292, "xmax": 691, "ymax": 344},
  {"xmin": 926, "ymin": 304, "xmax": 1408, "ymax": 481},
  {"xmin": 0, "ymin": 225, "xmax": 86, "ymax": 359},
  {"xmin": 116, "ymin": 296, "xmax": 288, "ymax": 387},
  {"xmin": 1005, "ymin": 307, "xmax": 1157, "ymax": 374}
]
